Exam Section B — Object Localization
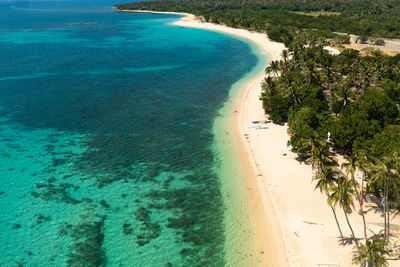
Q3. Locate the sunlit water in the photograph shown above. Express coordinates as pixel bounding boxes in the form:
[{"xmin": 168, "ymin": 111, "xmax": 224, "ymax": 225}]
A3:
[{"xmin": 0, "ymin": 0, "xmax": 266, "ymax": 265}]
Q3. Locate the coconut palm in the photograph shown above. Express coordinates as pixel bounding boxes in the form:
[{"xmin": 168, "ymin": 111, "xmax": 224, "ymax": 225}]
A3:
[
  {"xmin": 265, "ymin": 60, "xmax": 280, "ymax": 77},
  {"xmin": 370, "ymin": 158, "xmax": 391, "ymax": 242},
  {"xmin": 329, "ymin": 176, "xmax": 359, "ymax": 247},
  {"xmin": 300, "ymin": 61, "xmax": 319, "ymax": 85},
  {"xmin": 320, "ymin": 67, "xmax": 337, "ymax": 92},
  {"xmin": 388, "ymin": 152, "xmax": 400, "ymax": 194},
  {"xmin": 306, "ymin": 138, "xmax": 331, "ymax": 173},
  {"xmin": 353, "ymin": 236, "xmax": 389, "ymax": 267},
  {"xmin": 313, "ymin": 166, "xmax": 344, "ymax": 243},
  {"xmin": 355, "ymin": 151, "xmax": 374, "ymax": 241},
  {"xmin": 281, "ymin": 49, "xmax": 289, "ymax": 63},
  {"xmin": 342, "ymin": 154, "xmax": 367, "ymax": 241},
  {"xmin": 391, "ymin": 154, "xmax": 400, "ymax": 216},
  {"xmin": 262, "ymin": 76, "xmax": 277, "ymax": 97},
  {"xmin": 333, "ymin": 85, "xmax": 355, "ymax": 107},
  {"xmin": 381, "ymin": 152, "xmax": 400, "ymax": 243}
]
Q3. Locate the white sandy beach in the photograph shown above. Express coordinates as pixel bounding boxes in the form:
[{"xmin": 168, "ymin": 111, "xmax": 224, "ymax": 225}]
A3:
[
  {"xmin": 173, "ymin": 13, "xmax": 400, "ymax": 267},
  {"xmin": 119, "ymin": 10, "xmax": 399, "ymax": 266}
]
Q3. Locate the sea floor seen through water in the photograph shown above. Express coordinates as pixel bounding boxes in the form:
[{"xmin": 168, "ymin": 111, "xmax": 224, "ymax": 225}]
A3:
[{"xmin": 0, "ymin": 0, "xmax": 266, "ymax": 266}]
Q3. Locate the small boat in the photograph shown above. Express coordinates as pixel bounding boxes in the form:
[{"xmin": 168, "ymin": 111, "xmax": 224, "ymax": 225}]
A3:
[{"xmin": 252, "ymin": 120, "xmax": 271, "ymax": 124}]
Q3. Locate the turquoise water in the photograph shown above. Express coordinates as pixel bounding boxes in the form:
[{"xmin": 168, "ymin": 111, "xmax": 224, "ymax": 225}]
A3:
[
  {"xmin": 212, "ymin": 41, "xmax": 268, "ymax": 266},
  {"xmin": 0, "ymin": 1, "xmax": 260, "ymax": 266}
]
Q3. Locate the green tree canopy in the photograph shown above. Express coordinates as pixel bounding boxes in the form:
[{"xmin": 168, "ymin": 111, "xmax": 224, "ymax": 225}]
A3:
[
  {"xmin": 330, "ymin": 107, "xmax": 381, "ymax": 152},
  {"xmin": 357, "ymin": 88, "xmax": 398, "ymax": 126},
  {"xmin": 360, "ymin": 125, "xmax": 400, "ymax": 157}
]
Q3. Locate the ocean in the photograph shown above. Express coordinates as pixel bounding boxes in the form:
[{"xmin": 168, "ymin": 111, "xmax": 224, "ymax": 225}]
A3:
[{"xmin": 0, "ymin": 0, "xmax": 266, "ymax": 265}]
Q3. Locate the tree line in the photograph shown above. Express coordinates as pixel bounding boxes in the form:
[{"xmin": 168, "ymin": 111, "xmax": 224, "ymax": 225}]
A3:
[
  {"xmin": 263, "ymin": 29, "xmax": 400, "ymax": 266},
  {"xmin": 114, "ymin": 0, "xmax": 400, "ymax": 264},
  {"xmin": 115, "ymin": 0, "xmax": 400, "ymax": 39}
]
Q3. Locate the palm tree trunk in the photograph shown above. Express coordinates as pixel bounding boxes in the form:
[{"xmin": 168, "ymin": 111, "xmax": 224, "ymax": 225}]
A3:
[
  {"xmin": 386, "ymin": 176, "xmax": 390, "ymax": 243},
  {"xmin": 388, "ymin": 208, "xmax": 390, "ymax": 243},
  {"xmin": 393, "ymin": 182, "xmax": 400, "ymax": 198},
  {"xmin": 330, "ymin": 204, "xmax": 344, "ymax": 244},
  {"xmin": 387, "ymin": 210, "xmax": 390, "ymax": 243},
  {"xmin": 350, "ymin": 173, "xmax": 368, "ymax": 241},
  {"xmin": 343, "ymin": 207, "xmax": 359, "ymax": 247},
  {"xmin": 359, "ymin": 174, "xmax": 367, "ymax": 241},
  {"xmin": 383, "ymin": 203, "xmax": 387, "ymax": 241},
  {"xmin": 384, "ymin": 177, "xmax": 388, "ymax": 242}
]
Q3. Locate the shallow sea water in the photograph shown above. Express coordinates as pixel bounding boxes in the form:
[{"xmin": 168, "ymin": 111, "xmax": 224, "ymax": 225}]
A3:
[{"xmin": 0, "ymin": 0, "xmax": 263, "ymax": 266}]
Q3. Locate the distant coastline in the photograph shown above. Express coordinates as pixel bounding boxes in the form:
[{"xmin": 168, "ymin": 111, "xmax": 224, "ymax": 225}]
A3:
[
  {"xmin": 116, "ymin": 9, "xmax": 283, "ymax": 61},
  {"xmin": 115, "ymin": 9, "xmax": 190, "ymax": 16}
]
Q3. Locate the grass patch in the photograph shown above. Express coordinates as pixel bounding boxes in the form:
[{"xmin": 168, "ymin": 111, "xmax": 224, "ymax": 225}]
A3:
[{"xmin": 290, "ymin": 11, "xmax": 341, "ymax": 17}]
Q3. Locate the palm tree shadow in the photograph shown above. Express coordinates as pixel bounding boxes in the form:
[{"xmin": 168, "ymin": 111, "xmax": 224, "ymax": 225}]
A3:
[
  {"xmin": 339, "ymin": 236, "xmax": 363, "ymax": 246},
  {"xmin": 295, "ymin": 155, "xmax": 306, "ymax": 163},
  {"xmin": 363, "ymin": 195, "xmax": 385, "ymax": 216},
  {"xmin": 366, "ymin": 205, "xmax": 385, "ymax": 216}
]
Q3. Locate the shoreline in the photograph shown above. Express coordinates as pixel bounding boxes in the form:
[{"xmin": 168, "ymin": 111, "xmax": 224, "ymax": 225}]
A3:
[
  {"xmin": 116, "ymin": 9, "xmax": 380, "ymax": 266},
  {"xmin": 116, "ymin": 10, "xmax": 282, "ymax": 62},
  {"xmin": 170, "ymin": 12, "xmax": 289, "ymax": 266},
  {"xmin": 117, "ymin": 9, "xmax": 288, "ymax": 266}
]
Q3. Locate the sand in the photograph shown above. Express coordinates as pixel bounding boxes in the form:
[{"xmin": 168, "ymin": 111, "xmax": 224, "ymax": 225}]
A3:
[
  {"xmin": 117, "ymin": 9, "xmax": 399, "ymax": 266},
  {"xmin": 339, "ymin": 44, "xmax": 400, "ymax": 56},
  {"xmin": 336, "ymin": 35, "xmax": 400, "ymax": 56},
  {"xmin": 172, "ymin": 14, "xmax": 290, "ymax": 266}
]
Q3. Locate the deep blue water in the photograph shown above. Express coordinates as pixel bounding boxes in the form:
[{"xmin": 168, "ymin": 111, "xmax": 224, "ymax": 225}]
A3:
[{"xmin": 0, "ymin": 0, "xmax": 258, "ymax": 265}]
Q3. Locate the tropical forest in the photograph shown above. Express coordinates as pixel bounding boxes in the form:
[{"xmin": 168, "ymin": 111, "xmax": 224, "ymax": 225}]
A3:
[
  {"xmin": 117, "ymin": 0, "xmax": 400, "ymax": 265},
  {"xmin": 116, "ymin": 0, "xmax": 400, "ymax": 39},
  {"xmin": 263, "ymin": 31, "xmax": 400, "ymax": 266}
]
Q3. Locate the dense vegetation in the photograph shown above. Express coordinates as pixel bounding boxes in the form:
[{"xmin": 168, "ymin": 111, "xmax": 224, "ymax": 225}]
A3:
[
  {"xmin": 262, "ymin": 29, "xmax": 400, "ymax": 265},
  {"xmin": 115, "ymin": 0, "xmax": 400, "ymax": 264},
  {"xmin": 262, "ymin": 35, "xmax": 400, "ymax": 159},
  {"xmin": 116, "ymin": 0, "xmax": 400, "ymax": 39}
]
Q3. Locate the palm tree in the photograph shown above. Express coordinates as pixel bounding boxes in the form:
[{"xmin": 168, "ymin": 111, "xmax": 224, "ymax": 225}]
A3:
[
  {"xmin": 355, "ymin": 151, "xmax": 374, "ymax": 241},
  {"xmin": 300, "ymin": 61, "xmax": 318, "ymax": 85},
  {"xmin": 265, "ymin": 60, "xmax": 280, "ymax": 77},
  {"xmin": 391, "ymin": 153, "xmax": 400, "ymax": 205},
  {"xmin": 333, "ymin": 85, "xmax": 355, "ymax": 107},
  {"xmin": 381, "ymin": 152, "xmax": 400, "ymax": 243},
  {"xmin": 281, "ymin": 49, "xmax": 289, "ymax": 63},
  {"xmin": 353, "ymin": 236, "xmax": 389, "ymax": 267},
  {"xmin": 281, "ymin": 82, "xmax": 301, "ymax": 105},
  {"xmin": 306, "ymin": 138, "xmax": 331, "ymax": 173},
  {"xmin": 262, "ymin": 76, "xmax": 277, "ymax": 97},
  {"xmin": 307, "ymin": 32, "xmax": 320, "ymax": 49},
  {"xmin": 370, "ymin": 157, "xmax": 391, "ymax": 243},
  {"xmin": 313, "ymin": 166, "xmax": 344, "ymax": 244},
  {"xmin": 329, "ymin": 176, "xmax": 359, "ymax": 247},
  {"xmin": 280, "ymin": 50, "xmax": 290, "ymax": 74},
  {"xmin": 342, "ymin": 154, "xmax": 367, "ymax": 241},
  {"xmin": 320, "ymin": 67, "xmax": 336, "ymax": 92}
]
